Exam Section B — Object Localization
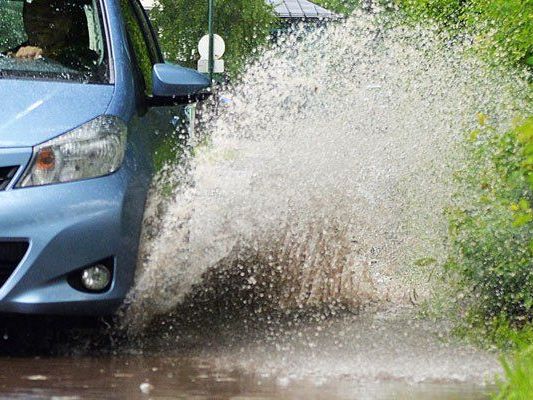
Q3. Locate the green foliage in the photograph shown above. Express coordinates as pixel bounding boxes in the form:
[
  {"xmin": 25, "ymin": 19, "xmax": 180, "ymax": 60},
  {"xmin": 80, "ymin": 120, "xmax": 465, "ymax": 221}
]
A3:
[
  {"xmin": 464, "ymin": 318, "xmax": 533, "ymax": 399},
  {"xmin": 467, "ymin": 0, "xmax": 533, "ymax": 68},
  {"xmin": 395, "ymin": 0, "xmax": 469, "ymax": 25},
  {"xmin": 494, "ymin": 343, "xmax": 533, "ymax": 400},
  {"xmin": 446, "ymin": 117, "xmax": 533, "ymax": 327},
  {"xmin": 398, "ymin": 4, "xmax": 533, "ymax": 397},
  {"xmin": 452, "ymin": 314, "xmax": 533, "ymax": 351},
  {"xmin": 395, "ymin": 0, "xmax": 533, "ymax": 68},
  {"xmin": 150, "ymin": 0, "xmax": 275, "ymax": 77},
  {"xmin": 0, "ymin": 1, "xmax": 27, "ymax": 52},
  {"xmin": 313, "ymin": 0, "xmax": 360, "ymax": 14}
]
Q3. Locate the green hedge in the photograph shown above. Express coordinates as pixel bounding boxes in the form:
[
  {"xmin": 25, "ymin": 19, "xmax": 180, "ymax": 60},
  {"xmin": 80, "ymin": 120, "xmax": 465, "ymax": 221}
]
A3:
[
  {"xmin": 395, "ymin": 0, "xmax": 533, "ymax": 69},
  {"xmin": 446, "ymin": 117, "xmax": 533, "ymax": 326}
]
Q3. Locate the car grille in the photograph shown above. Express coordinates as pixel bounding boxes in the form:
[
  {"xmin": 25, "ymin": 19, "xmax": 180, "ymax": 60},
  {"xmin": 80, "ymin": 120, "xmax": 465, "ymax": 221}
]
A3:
[
  {"xmin": 0, "ymin": 166, "xmax": 18, "ymax": 191},
  {"xmin": 0, "ymin": 241, "xmax": 29, "ymax": 289}
]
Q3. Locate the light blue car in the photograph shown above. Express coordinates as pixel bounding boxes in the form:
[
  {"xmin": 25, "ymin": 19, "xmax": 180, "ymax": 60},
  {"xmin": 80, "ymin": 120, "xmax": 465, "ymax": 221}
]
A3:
[{"xmin": 0, "ymin": 0, "xmax": 209, "ymax": 315}]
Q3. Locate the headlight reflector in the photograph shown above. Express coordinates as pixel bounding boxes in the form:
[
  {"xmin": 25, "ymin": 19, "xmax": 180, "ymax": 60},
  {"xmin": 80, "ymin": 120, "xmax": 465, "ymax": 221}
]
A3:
[{"xmin": 18, "ymin": 116, "xmax": 127, "ymax": 188}]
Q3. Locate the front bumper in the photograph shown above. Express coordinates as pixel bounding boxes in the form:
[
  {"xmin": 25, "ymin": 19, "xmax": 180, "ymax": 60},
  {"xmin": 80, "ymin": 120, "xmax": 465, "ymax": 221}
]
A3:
[{"xmin": 0, "ymin": 151, "xmax": 148, "ymax": 316}]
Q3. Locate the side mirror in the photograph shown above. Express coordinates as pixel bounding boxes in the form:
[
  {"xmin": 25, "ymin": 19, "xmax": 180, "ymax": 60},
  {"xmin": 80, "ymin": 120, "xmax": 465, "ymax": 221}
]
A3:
[{"xmin": 150, "ymin": 63, "xmax": 211, "ymax": 105}]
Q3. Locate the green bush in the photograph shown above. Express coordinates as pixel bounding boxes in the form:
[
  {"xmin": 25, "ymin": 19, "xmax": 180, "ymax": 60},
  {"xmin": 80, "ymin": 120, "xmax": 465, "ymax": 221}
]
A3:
[
  {"xmin": 395, "ymin": 0, "xmax": 533, "ymax": 68},
  {"xmin": 467, "ymin": 0, "xmax": 533, "ymax": 68},
  {"xmin": 394, "ymin": 5, "xmax": 533, "ymax": 396},
  {"xmin": 446, "ymin": 117, "xmax": 533, "ymax": 327},
  {"xmin": 150, "ymin": 0, "xmax": 275, "ymax": 77}
]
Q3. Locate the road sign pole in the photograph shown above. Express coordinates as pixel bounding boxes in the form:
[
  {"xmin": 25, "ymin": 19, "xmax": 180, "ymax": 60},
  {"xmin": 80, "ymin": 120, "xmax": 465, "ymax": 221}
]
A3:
[{"xmin": 208, "ymin": 0, "xmax": 215, "ymax": 84}]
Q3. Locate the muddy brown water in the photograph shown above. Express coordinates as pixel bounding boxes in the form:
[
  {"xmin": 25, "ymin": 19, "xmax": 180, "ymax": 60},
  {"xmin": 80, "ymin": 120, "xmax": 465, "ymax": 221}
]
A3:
[
  {"xmin": 0, "ymin": 356, "xmax": 493, "ymax": 400},
  {"xmin": 0, "ymin": 309, "xmax": 498, "ymax": 399}
]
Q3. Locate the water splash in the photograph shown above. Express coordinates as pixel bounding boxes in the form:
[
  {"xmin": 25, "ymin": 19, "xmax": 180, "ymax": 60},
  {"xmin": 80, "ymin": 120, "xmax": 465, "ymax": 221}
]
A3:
[{"xmin": 122, "ymin": 10, "xmax": 526, "ymax": 331}]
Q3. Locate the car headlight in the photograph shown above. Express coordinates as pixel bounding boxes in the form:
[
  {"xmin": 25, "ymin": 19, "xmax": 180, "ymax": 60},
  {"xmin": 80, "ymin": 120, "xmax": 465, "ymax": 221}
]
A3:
[{"xmin": 18, "ymin": 115, "xmax": 127, "ymax": 188}]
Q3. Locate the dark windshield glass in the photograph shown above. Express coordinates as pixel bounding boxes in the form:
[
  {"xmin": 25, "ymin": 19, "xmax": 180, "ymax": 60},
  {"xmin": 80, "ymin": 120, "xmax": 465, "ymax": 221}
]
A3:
[{"xmin": 0, "ymin": 0, "xmax": 108, "ymax": 83}]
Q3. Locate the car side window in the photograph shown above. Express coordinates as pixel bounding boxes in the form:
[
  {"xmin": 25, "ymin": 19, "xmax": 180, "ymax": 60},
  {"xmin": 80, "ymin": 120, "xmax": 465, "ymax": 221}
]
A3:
[{"xmin": 120, "ymin": 0, "xmax": 160, "ymax": 96}]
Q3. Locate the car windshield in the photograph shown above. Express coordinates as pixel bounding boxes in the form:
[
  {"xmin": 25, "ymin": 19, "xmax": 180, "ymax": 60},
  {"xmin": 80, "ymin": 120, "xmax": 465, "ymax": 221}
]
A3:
[{"xmin": 0, "ymin": 0, "xmax": 108, "ymax": 83}]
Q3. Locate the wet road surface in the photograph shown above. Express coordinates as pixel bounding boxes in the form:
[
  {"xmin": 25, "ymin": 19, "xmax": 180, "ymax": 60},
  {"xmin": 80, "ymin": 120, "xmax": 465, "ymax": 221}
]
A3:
[
  {"xmin": 0, "ymin": 356, "xmax": 493, "ymax": 399},
  {"xmin": 0, "ymin": 309, "xmax": 498, "ymax": 399}
]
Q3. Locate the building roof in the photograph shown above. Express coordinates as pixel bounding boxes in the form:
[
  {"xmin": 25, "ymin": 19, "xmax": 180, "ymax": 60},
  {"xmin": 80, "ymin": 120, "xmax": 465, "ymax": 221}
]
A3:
[
  {"xmin": 142, "ymin": 0, "xmax": 336, "ymax": 19},
  {"xmin": 266, "ymin": 0, "xmax": 337, "ymax": 19}
]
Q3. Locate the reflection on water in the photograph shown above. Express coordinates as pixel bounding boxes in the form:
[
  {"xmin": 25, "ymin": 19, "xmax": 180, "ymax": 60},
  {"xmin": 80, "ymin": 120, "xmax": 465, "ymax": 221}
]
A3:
[
  {"xmin": 0, "ymin": 356, "xmax": 492, "ymax": 400},
  {"xmin": 0, "ymin": 308, "xmax": 499, "ymax": 399}
]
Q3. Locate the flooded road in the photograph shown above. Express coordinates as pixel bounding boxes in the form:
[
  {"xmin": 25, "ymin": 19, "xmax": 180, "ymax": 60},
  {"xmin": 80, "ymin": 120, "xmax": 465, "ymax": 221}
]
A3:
[
  {"xmin": 0, "ymin": 309, "xmax": 499, "ymax": 399},
  {"xmin": 0, "ymin": 356, "xmax": 493, "ymax": 399}
]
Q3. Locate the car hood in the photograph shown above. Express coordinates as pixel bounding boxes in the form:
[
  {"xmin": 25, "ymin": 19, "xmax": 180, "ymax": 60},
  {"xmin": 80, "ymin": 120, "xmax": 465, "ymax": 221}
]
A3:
[{"xmin": 0, "ymin": 79, "xmax": 114, "ymax": 148}]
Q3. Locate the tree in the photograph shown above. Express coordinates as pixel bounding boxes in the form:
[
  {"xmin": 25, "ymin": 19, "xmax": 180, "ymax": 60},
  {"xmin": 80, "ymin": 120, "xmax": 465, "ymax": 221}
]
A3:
[
  {"xmin": 313, "ymin": 0, "xmax": 360, "ymax": 14},
  {"xmin": 395, "ymin": 0, "xmax": 533, "ymax": 68},
  {"xmin": 151, "ymin": 0, "xmax": 276, "ymax": 77}
]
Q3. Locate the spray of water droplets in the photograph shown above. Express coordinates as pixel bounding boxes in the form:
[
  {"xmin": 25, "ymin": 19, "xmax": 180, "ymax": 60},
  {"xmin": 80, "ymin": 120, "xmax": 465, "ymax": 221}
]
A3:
[{"xmin": 121, "ymin": 10, "xmax": 527, "ymax": 332}]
